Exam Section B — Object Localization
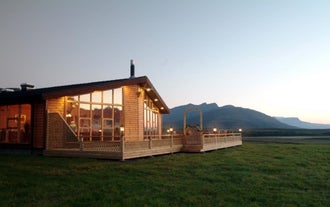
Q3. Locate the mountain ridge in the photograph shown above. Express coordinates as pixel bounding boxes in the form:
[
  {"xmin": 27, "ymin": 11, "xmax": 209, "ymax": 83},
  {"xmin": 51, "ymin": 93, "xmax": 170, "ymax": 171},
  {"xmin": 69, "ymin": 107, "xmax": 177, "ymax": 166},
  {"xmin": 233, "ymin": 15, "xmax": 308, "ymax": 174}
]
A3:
[
  {"xmin": 275, "ymin": 117, "xmax": 330, "ymax": 129},
  {"xmin": 163, "ymin": 103, "xmax": 294, "ymax": 131}
]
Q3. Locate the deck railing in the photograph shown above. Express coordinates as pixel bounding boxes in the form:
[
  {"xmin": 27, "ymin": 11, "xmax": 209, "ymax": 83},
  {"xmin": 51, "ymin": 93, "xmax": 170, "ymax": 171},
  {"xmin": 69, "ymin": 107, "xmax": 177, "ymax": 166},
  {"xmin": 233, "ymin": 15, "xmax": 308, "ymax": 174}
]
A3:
[
  {"xmin": 45, "ymin": 112, "xmax": 241, "ymax": 159},
  {"xmin": 202, "ymin": 133, "xmax": 242, "ymax": 150}
]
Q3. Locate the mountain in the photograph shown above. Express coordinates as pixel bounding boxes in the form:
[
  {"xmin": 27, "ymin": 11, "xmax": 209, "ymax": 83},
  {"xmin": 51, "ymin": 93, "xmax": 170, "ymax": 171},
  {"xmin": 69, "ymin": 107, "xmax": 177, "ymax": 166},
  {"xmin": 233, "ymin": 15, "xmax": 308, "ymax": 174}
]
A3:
[
  {"xmin": 163, "ymin": 103, "xmax": 294, "ymax": 131},
  {"xmin": 275, "ymin": 117, "xmax": 330, "ymax": 129}
]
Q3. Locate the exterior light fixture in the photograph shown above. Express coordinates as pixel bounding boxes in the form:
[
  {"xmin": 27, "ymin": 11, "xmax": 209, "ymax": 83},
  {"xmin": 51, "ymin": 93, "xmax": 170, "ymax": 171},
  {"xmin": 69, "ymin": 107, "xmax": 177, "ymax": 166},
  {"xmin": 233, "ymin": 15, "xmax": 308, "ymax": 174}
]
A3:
[
  {"xmin": 146, "ymin": 88, "xmax": 151, "ymax": 92},
  {"xmin": 213, "ymin": 128, "xmax": 217, "ymax": 133},
  {"xmin": 120, "ymin": 126, "xmax": 125, "ymax": 132},
  {"xmin": 160, "ymin": 107, "xmax": 164, "ymax": 110},
  {"xmin": 120, "ymin": 126, "xmax": 125, "ymax": 139},
  {"xmin": 137, "ymin": 87, "xmax": 142, "ymax": 97},
  {"xmin": 238, "ymin": 128, "xmax": 242, "ymax": 132},
  {"xmin": 154, "ymin": 98, "xmax": 158, "ymax": 102}
]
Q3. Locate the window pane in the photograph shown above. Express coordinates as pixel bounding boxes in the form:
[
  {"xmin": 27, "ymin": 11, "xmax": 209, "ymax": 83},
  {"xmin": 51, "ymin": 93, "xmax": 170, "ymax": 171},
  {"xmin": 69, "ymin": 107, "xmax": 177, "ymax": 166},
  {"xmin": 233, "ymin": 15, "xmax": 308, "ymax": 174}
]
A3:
[
  {"xmin": 79, "ymin": 104, "xmax": 90, "ymax": 117},
  {"xmin": 92, "ymin": 105, "xmax": 102, "ymax": 119},
  {"xmin": 103, "ymin": 119, "xmax": 112, "ymax": 129},
  {"xmin": 0, "ymin": 106, "xmax": 6, "ymax": 129},
  {"xmin": 80, "ymin": 93, "xmax": 90, "ymax": 102},
  {"xmin": 114, "ymin": 106, "xmax": 123, "ymax": 140},
  {"xmin": 0, "ymin": 104, "xmax": 32, "ymax": 144},
  {"xmin": 80, "ymin": 118, "xmax": 90, "ymax": 128},
  {"xmin": 79, "ymin": 127, "xmax": 90, "ymax": 140},
  {"xmin": 92, "ymin": 104, "xmax": 102, "ymax": 136},
  {"xmin": 20, "ymin": 104, "xmax": 31, "ymax": 144},
  {"xmin": 103, "ymin": 90, "xmax": 112, "ymax": 104},
  {"xmin": 0, "ymin": 106, "xmax": 5, "ymax": 143},
  {"xmin": 114, "ymin": 106, "xmax": 123, "ymax": 127},
  {"xmin": 92, "ymin": 91, "xmax": 102, "ymax": 103},
  {"xmin": 8, "ymin": 105, "xmax": 19, "ymax": 120},
  {"xmin": 63, "ymin": 88, "xmax": 124, "ymax": 142},
  {"xmin": 66, "ymin": 100, "xmax": 78, "ymax": 132},
  {"xmin": 114, "ymin": 88, "xmax": 122, "ymax": 104},
  {"xmin": 144, "ymin": 95, "xmax": 159, "ymax": 139},
  {"xmin": 103, "ymin": 130, "xmax": 113, "ymax": 141},
  {"xmin": 103, "ymin": 106, "xmax": 112, "ymax": 118}
]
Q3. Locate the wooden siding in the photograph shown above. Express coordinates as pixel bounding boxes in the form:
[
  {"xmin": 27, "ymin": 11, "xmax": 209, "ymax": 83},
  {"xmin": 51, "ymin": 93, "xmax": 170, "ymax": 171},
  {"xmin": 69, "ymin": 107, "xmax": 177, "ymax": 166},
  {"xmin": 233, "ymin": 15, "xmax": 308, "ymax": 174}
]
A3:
[
  {"xmin": 32, "ymin": 102, "xmax": 46, "ymax": 148},
  {"xmin": 46, "ymin": 112, "xmax": 77, "ymax": 149},
  {"xmin": 123, "ymin": 85, "xmax": 144, "ymax": 141},
  {"xmin": 47, "ymin": 98, "xmax": 65, "ymax": 114}
]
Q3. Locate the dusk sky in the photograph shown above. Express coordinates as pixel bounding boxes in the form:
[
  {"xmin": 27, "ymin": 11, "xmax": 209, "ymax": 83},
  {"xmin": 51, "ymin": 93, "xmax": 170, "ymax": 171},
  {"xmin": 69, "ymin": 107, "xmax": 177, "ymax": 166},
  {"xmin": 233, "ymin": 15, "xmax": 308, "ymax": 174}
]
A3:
[{"xmin": 1, "ymin": 0, "xmax": 330, "ymax": 124}]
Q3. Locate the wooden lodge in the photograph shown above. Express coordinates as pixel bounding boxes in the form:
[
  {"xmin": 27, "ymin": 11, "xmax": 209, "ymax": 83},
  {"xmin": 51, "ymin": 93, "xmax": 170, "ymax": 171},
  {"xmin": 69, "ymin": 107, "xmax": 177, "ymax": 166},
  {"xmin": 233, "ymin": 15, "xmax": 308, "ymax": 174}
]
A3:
[{"xmin": 0, "ymin": 64, "xmax": 242, "ymax": 160}]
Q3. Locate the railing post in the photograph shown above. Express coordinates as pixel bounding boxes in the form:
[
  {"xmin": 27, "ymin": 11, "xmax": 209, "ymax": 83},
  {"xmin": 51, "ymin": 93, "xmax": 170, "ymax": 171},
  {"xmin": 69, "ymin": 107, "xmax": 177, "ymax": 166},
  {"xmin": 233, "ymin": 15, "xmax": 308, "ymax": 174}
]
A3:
[
  {"xmin": 215, "ymin": 134, "xmax": 218, "ymax": 147},
  {"xmin": 120, "ymin": 136, "xmax": 125, "ymax": 161},
  {"xmin": 149, "ymin": 137, "xmax": 152, "ymax": 149},
  {"xmin": 170, "ymin": 133, "xmax": 173, "ymax": 154},
  {"xmin": 201, "ymin": 134, "xmax": 204, "ymax": 147},
  {"xmin": 79, "ymin": 137, "xmax": 84, "ymax": 151},
  {"xmin": 171, "ymin": 134, "xmax": 173, "ymax": 147}
]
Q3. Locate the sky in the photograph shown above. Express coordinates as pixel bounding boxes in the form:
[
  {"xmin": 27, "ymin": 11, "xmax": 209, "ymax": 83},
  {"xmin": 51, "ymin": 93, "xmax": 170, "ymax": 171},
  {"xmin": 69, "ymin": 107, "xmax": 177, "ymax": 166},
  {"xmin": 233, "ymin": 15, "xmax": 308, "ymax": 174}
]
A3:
[{"xmin": 1, "ymin": 0, "xmax": 330, "ymax": 124}]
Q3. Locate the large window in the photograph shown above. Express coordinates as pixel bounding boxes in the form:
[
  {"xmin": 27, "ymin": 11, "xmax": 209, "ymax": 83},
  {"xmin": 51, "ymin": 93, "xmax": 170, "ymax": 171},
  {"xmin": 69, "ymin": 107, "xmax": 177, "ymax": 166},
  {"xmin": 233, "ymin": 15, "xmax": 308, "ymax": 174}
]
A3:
[
  {"xmin": 0, "ymin": 104, "xmax": 31, "ymax": 144},
  {"xmin": 144, "ymin": 95, "xmax": 159, "ymax": 139},
  {"xmin": 65, "ymin": 88, "xmax": 123, "ymax": 141}
]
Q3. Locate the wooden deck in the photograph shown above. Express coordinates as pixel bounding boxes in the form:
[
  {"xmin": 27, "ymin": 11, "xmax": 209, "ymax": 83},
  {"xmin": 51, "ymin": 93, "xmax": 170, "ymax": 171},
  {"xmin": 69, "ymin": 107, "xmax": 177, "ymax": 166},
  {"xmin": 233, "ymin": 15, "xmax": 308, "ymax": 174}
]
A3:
[
  {"xmin": 44, "ymin": 133, "xmax": 242, "ymax": 160},
  {"xmin": 44, "ymin": 137, "xmax": 184, "ymax": 160},
  {"xmin": 182, "ymin": 133, "xmax": 242, "ymax": 152}
]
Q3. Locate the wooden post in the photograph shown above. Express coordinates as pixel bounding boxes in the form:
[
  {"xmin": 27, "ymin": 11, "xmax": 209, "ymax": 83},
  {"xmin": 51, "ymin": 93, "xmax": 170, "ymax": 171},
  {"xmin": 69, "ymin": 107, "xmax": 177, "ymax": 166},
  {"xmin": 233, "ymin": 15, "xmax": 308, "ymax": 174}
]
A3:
[
  {"xmin": 201, "ymin": 134, "xmax": 204, "ymax": 148},
  {"xmin": 149, "ymin": 137, "xmax": 152, "ymax": 149},
  {"xmin": 79, "ymin": 137, "xmax": 84, "ymax": 151},
  {"xmin": 120, "ymin": 135, "xmax": 125, "ymax": 161},
  {"xmin": 215, "ymin": 134, "xmax": 218, "ymax": 147},
  {"xmin": 183, "ymin": 106, "xmax": 203, "ymax": 135},
  {"xmin": 120, "ymin": 127, "xmax": 125, "ymax": 161},
  {"xmin": 170, "ymin": 133, "xmax": 173, "ymax": 154}
]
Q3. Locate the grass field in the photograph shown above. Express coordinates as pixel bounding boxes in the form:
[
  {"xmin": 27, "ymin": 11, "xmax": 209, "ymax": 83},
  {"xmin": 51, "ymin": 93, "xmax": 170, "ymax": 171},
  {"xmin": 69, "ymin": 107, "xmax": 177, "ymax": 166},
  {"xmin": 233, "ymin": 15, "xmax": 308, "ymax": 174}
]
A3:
[{"xmin": 0, "ymin": 142, "xmax": 329, "ymax": 207}]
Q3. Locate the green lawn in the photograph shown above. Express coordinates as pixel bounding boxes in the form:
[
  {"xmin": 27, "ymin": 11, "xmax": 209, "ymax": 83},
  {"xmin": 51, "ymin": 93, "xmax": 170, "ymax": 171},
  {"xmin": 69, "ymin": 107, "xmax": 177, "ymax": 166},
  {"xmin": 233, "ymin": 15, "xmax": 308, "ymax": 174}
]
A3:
[{"xmin": 0, "ymin": 143, "xmax": 329, "ymax": 207}]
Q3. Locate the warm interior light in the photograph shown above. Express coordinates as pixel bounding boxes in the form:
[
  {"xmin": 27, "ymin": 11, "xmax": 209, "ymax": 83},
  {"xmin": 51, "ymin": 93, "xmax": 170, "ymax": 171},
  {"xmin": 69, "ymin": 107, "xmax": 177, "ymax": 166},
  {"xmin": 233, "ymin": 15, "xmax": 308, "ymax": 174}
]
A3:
[{"xmin": 137, "ymin": 87, "xmax": 142, "ymax": 97}]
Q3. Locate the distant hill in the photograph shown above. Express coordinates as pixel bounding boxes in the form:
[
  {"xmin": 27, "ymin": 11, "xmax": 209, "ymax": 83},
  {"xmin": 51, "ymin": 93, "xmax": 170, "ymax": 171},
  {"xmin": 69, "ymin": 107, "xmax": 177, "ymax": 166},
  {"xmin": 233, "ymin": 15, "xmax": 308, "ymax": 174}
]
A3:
[
  {"xmin": 275, "ymin": 117, "xmax": 330, "ymax": 129},
  {"xmin": 163, "ymin": 103, "xmax": 294, "ymax": 131}
]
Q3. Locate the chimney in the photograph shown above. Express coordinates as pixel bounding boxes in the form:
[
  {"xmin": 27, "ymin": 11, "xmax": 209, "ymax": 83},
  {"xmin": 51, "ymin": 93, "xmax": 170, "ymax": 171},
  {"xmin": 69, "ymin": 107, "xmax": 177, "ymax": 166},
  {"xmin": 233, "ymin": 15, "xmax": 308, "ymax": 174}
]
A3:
[
  {"xmin": 20, "ymin": 83, "xmax": 34, "ymax": 91},
  {"xmin": 130, "ymin": 59, "xmax": 135, "ymax": 78}
]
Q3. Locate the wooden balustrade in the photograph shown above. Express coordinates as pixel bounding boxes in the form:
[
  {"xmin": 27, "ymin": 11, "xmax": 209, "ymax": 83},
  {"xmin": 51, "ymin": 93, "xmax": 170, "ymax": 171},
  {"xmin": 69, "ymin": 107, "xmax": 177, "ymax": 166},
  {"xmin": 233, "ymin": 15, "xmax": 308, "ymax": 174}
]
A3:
[{"xmin": 45, "ymin": 131, "xmax": 241, "ymax": 160}]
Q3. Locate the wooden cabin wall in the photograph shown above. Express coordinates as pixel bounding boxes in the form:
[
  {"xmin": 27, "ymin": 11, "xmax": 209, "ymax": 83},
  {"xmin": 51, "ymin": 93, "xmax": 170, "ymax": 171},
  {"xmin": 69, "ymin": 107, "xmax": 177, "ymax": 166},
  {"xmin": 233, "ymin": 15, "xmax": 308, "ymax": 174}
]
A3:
[
  {"xmin": 32, "ymin": 102, "xmax": 46, "ymax": 149},
  {"xmin": 158, "ymin": 114, "xmax": 162, "ymax": 139},
  {"xmin": 46, "ymin": 98, "xmax": 66, "ymax": 149},
  {"xmin": 47, "ymin": 97, "xmax": 65, "ymax": 114},
  {"xmin": 123, "ymin": 85, "xmax": 144, "ymax": 141}
]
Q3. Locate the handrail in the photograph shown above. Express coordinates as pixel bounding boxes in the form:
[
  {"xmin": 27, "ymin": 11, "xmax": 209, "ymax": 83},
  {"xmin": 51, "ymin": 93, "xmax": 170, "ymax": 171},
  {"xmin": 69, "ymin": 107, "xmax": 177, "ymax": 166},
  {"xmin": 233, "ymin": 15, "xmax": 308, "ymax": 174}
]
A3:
[
  {"xmin": 48, "ymin": 111, "xmax": 78, "ymax": 140},
  {"xmin": 202, "ymin": 133, "xmax": 242, "ymax": 138}
]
